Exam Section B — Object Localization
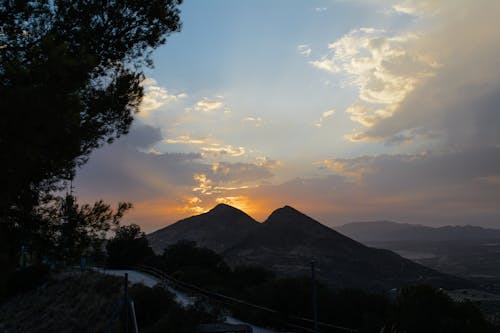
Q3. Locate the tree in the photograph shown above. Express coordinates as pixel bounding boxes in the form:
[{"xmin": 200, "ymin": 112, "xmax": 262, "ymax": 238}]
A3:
[
  {"xmin": 393, "ymin": 285, "xmax": 492, "ymax": 333},
  {"xmin": 33, "ymin": 194, "xmax": 132, "ymax": 263},
  {"xmin": 162, "ymin": 240, "xmax": 230, "ymax": 274},
  {"xmin": 106, "ymin": 224, "xmax": 154, "ymax": 268},
  {"xmin": 160, "ymin": 241, "xmax": 230, "ymax": 287},
  {"xmin": 0, "ymin": 0, "xmax": 182, "ymax": 266}
]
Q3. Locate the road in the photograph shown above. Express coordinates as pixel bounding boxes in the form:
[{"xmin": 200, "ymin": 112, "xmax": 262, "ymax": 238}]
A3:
[{"xmin": 100, "ymin": 269, "xmax": 286, "ymax": 333}]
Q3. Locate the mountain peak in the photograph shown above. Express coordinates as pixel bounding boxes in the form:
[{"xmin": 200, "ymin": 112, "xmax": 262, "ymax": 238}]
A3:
[
  {"xmin": 147, "ymin": 203, "xmax": 258, "ymax": 254},
  {"xmin": 208, "ymin": 203, "xmax": 246, "ymax": 215},
  {"xmin": 265, "ymin": 205, "xmax": 319, "ymax": 226}
]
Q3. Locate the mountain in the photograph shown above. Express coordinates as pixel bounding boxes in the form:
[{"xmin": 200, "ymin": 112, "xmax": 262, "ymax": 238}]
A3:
[
  {"xmin": 335, "ymin": 221, "xmax": 500, "ymax": 243},
  {"xmin": 148, "ymin": 204, "xmax": 259, "ymax": 253},
  {"xmin": 148, "ymin": 205, "xmax": 469, "ymax": 290},
  {"xmin": 336, "ymin": 221, "xmax": 500, "ymax": 279}
]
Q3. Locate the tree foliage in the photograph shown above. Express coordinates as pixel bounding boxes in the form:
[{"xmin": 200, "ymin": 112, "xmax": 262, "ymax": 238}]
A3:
[
  {"xmin": 0, "ymin": 0, "xmax": 182, "ymax": 266},
  {"xmin": 393, "ymin": 285, "xmax": 491, "ymax": 333},
  {"xmin": 33, "ymin": 194, "xmax": 132, "ymax": 263},
  {"xmin": 106, "ymin": 223, "xmax": 154, "ymax": 268},
  {"xmin": 143, "ymin": 241, "xmax": 494, "ymax": 333}
]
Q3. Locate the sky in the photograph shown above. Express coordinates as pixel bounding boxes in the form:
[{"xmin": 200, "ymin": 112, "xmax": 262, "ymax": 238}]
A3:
[{"xmin": 74, "ymin": 0, "xmax": 500, "ymax": 232}]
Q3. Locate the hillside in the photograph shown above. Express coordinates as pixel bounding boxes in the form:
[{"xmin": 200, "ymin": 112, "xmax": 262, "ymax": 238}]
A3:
[
  {"xmin": 335, "ymin": 221, "xmax": 500, "ymax": 243},
  {"xmin": 148, "ymin": 203, "xmax": 259, "ymax": 253},
  {"xmin": 336, "ymin": 221, "xmax": 500, "ymax": 280},
  {"xmin": 0, "ymin": 272, "xmax": 123, "ymax": 333},
  {"xmin": 148, "ymin": 205, "xmax": 469, "ymax": 290}
]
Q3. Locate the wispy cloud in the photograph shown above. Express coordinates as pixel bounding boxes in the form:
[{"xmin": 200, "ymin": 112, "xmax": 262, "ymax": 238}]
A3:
[
  {"xmin": 309, "ymin": 57, "xmax": 339, "ymax": 73},
  {"xmin": 163, "ymin": 135, "xmax": 211, "ymax": 145},
  {"xmin": 297, "ymin": 44, "xmax": 312, "ymax": 57},
  {"xmin": 242, "ymin": 116, "xmax": 265, "ymax": 127},
  {"xmin": 201, "ymin": 144, "xmax": 246, "ymax": 157},
  {"xmin": 194, "ymin": 97, "xmax": 226, "ymax": 112},
  {"xmin": 164, "ymin": 135, "xmax": 250, "ymax": 159},
  {"xmin": 391, "ymin": 0, "xmax": 438, "ymax": 16},
  {"xmin": 314, "ymin": 109, "xmax": 336, "ymax": 127}
]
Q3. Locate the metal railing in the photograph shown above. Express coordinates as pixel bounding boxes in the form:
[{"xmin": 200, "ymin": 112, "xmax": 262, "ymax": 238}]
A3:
[{"xmin": 132, "ymin": 264, "xmax": 358, "ymax": 333}]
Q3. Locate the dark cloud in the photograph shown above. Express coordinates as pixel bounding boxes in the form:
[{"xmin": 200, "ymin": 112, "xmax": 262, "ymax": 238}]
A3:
[
  {"xmin": 211, "ymin": 162, "xmax": 274, "ymax": 184},
  {"xmin": 119, "ymin": 123, "xmax": 163, "ymax": 148},
  {"xmin": 243, "ymin": 147, "xmax": 500, "ymax": 227},
  {"xmin": 74, "ymin": 124, "xmax": 277, "ymax": 218}
]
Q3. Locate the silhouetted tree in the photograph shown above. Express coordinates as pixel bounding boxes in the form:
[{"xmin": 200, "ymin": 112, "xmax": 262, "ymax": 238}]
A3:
[
  {"xmin": 160, "ymin": 241, "xmax": 230, "ymax": 287},
  {"xmin": 162, "ymin": 241, "xmax": 230, "ymax": 273},
  {"xmin": 392, "ymin": 285, "xmax": 492, "ymax": 333},
  {"xmin": 32, "ymin": 194, "xmax": 132, "ymax": 263},
  {"xmin": 106, "ymin": 223, "xmax": 154, "ymax": 268},
  {"xmin": 0, "ymin": 0, "xmax": 182, "ymax": 268}
]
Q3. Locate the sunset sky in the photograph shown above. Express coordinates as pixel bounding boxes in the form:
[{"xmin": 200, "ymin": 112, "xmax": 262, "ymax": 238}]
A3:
[{"xmin": 74, "ymin": 0, "xmax": 500, "ymax": 232}]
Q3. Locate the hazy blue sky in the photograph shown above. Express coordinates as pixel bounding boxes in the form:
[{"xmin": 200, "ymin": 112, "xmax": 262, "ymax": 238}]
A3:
[{"xmin": 75, "ymin": 0, "xmax": 500, "ymax": 232}]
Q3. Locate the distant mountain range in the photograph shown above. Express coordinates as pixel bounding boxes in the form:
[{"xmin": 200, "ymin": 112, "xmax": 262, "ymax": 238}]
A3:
[
  {"xmin": 335, "ymin": 221, "xmax": 500, "ymax": 243},
  {"xmin": 335, "ymin": 221, "xmax": 500, "ymax": 280},
  {"xmin": 148, "ymin": 204, "xmax": 469, "ymax": 290}
]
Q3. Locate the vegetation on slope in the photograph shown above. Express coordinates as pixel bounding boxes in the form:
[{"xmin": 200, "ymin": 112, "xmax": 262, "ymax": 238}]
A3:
[{"xmin": 0, "ymin": 269, "xmax": 219, "ymax": 333}]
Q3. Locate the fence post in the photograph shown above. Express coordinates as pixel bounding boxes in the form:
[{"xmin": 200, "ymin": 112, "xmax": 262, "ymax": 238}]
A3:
[
  {"xmin": 124, "ymin": 273, "xmax": 129, "ymax": 333},
  {"xmin": 130, "ymin": 300, "xmax": 139, "ymax": 333}
]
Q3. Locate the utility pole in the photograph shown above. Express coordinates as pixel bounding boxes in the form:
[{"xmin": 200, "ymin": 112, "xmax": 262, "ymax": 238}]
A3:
[{"xmin": 311, "ymin": 259, "xmax": 318, "ymax": 333}]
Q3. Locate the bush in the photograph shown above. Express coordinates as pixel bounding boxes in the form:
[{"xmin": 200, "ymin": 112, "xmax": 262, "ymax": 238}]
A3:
[
  {"xmin": 128, "ymin": 283, "xmax": 222, "ymax": 333},
  {"xmin": 129, "ymin": 284, "xmax": 176, "ymax": 327},
  {"xmin": 392, "ymin": 285, "xmax": 493, "ymax": 333},
  {"xmin": 3, "ymin": 264, "xmax": 50, "ymax": 298}
]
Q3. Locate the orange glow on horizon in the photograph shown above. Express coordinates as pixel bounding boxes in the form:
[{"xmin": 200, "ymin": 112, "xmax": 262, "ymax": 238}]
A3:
[{"xmin": 124, "ymin": 193, "xmax": 282, "ymax": 232}]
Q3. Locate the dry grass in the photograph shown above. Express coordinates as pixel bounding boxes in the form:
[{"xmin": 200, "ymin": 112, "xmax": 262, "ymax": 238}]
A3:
[{"xmin": 0, "ymin": 271, "xmax": 124, "ymax": 333}]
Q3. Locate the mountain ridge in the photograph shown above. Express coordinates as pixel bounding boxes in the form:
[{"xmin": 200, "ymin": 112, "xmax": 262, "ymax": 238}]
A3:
[
  {"xmin": 336, "ymin": 220, "xmax": 500, "ymax": 243},
  {"xmin": 148, "ymin": 204, "xmax": 470, "ymax": 290}
]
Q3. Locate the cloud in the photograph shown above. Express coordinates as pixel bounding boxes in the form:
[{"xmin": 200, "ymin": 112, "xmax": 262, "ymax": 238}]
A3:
[
  {"xmin": 315, "ymin": 7, "xmax": 327, "ymax": 12},
  {"xmin": 119, "ymin": 123, "xmax": 163, "ymax": 148},
  {"xmin": 345, "ymin": 103, "xmax": 390, "ymax": 128},
  {"xmin": 297, "ymin": 44, "xmax": 312, "ymax": 57},
  {"xmin": 180, "ymin": 196, "xmax": 206, "ymax": 214},
  {"xmin": 74, "ymin": 125, "xmax": 205, "ymax": 202},
  {"xmin": 314, "ymin": 109, "xmax": 336, "ymax": 127},
  {"xmin": 74, "ymin": 124, "xmax": 279, "ymax": 229},
  {"xmin": 309, "ymin": 57, "xmax": 339, "ymax": 73},
  {"xmin": 210, "ymin": 161, "xmax": 275, "ymax": 183},
  {"xmin": 194, "ymin": 98, "xmax": 225, "ymax": 112},
  {"xmin": 359, "ymin": 2, "xmax": 500, "ymax": 147},
  {"xmin": 192, "ymin": 173, "xmax": 213, "ymax": 194},
  {"xmin": 391, "ymin": 0, "xmax": 439, "ymax": 16},
  {"xmin": 163, "ymin": 135, "xmax": 211, "ymax": 145},
  {"xmin": 200, "ymin": 144, "xmax": 246, "ymax": 157},
  {"xmin": 139, "ymin": 79, "xmax": 187, "ymax": 117},
  {"xmin": 245, "ymin": 147, "xmax": 500, "ymax": 226},
  {"xmin": 242, "ymin": 116, "xmax": 265, "ymax": 127},
  {"xmin": 163, "ymin": 134, "xmax": 251, "ymax": 159},
  {"xmin": 310, "ymin": 1, "xmax": 500, "ymax": 147},
  {"xmin": 309, "ymin": 27, "xmax": 438, "ymax": 139},
  {"xmin": 255, "ymin": 157, "xmax": 282, "ymax": 169},
  {"xmin": 320, "ymin": 156, "xmax": 374, "ymax": 183}
]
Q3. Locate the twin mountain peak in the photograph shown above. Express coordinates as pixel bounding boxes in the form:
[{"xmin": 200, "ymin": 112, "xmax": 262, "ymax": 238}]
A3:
[
  {"xmin": 147, "ymin": 203, "xmax": 469, "ymax": 289},
  {"xmin": 205, "ymin": 203, "xmax": 320, "ymax": 225},
  {"xmin": 149, "ymin": 203, "xmax": 336, "ymax": 252}
]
